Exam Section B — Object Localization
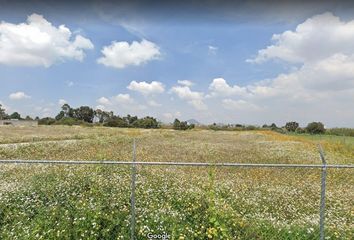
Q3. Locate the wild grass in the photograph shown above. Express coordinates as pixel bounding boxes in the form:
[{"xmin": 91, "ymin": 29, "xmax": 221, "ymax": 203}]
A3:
[{"xmin": 0, "ymin": 126, "xmax": 352, "ymax": 239}]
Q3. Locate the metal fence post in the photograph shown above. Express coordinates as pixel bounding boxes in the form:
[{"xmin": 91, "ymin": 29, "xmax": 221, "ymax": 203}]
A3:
[
  {"xmin": 318, "ymin": 144, "xmax": 327, "ymax": 240},
  {"xmin": 130, "ymin": 138, "xmax": 137, "ymax": 240}
]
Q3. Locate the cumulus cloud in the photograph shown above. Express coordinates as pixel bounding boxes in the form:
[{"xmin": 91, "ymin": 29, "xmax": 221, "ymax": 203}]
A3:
[
  {"xmin": 247, "ymin": 12, "xmax": 354, "ymax": 64},
  {"xmin": 170, "ymin": 85, "xmax": 207, "ymax": 110},
  {"xmin": 0, "ymin": 101, "xmax": 9, "ymax": 111},
  {"xmin": 206, "ymin": 12, "xmax": 354, "ymax": 126},
  {"xmin": 9, "ymin": 91, "xmax": 31, "ymax": 100},
  {"xmin": 58, "ymin": 99, "xmax": 67, "ymax": 106},
  {"xmin": 96, "ymin": 94, "xmax": 147, "ymax": 113},
  {"xmin": 208, "ymin": 78, "xmax": 248, "ymax": 97},
  {"xmin": 97, "ymin": 97, "xmax": 111, "ymax": 105},
  {"xmin": 127, "ymin": 81, "xmax": 165, "ymax": 95},
  {"xmin": 113, "ymin": 94, "xmax": 134, "ymax": 104},
  {"xmin": 0, "ymin": 13, "xmax": 94, "ymax": 67},
  {"xmin": 222, "ymin": 99, "xmax": 260, "ymax": 111},
  {"xmin": 97, "ymin": 39, "xmax": 160, "ymax": 69},
  {"xmin": 177, "ymin": 80, "xmax": 194, "ymax": 87},
  {"xmin": 162, "ymin": 111, "xmax": 181, "ymax": 121},
  {"xmin": 147, "ymin": 100, "xmax": 161, "ymax": 107}
]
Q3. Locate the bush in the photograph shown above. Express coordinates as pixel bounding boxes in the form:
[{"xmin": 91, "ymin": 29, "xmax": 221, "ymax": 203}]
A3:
[
  {"xmin": 38, "ymin": 117, "xmax": 56, "ymax": 125},
  {"xmin": 173, "ymin": 119, "xmax": 193, "ymax": 130},
  {"xmin": 245, "ymin": 125, "xmax": 257, "ymax": 130},
  {"xmin": 306, "ymin": 122, "xmax": 325, "ymax": 134},
  {"xmin": 295, "ymin": 127, "xmax": 306, "ymax": 134},
  {"xmin": 326, "ymin": 128, "xmax": 354, "ymax": 137},
  {"xmin": 285, "ymin": 122, "xmax": 299, "ymax": 132},
  {"xmin": 55, "ymin": 117, "xmax": 81, "ymax": 126}
]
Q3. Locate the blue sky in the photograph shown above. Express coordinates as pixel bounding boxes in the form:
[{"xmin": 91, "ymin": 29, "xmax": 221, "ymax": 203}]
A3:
[{"xmin": 1, "ymin": 1, "xmax": 354, "ymax": 127}]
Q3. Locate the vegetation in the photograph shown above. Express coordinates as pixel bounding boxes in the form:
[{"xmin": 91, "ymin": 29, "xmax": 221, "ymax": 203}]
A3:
[
  {"xmin": 325, "ymin": 128, "xmax": 354, "ymax": 137},
  {"xmin": 306, "ymin": 122, "xmax": 326, "ymax": 134},
  {"xmin": 0, "ymin": 126, "xmax": 352, "ymax": 239},
  {"xmin": 285, "ymin": 122, "xmax": 299, "ymax": 132},
  {"xmin": 173, "ymin": 119, "xmax": 195, "ymax": 130}
]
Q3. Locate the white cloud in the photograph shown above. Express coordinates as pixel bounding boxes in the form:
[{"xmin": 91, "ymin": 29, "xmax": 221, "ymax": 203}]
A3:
[
  {"xmin": 0, "ymin": 13, "xmax": 94, "ymax": 67},
  {"xmin": 147, "ymin": 100, "xmax": 161, "ymax": 107},
  {"xmin": 58, "ymin": 99, "xmax": 67, "ymax": 106},
  {"xmin": 67, "ymin": 81, "xmax": 74, "ymax": 87},
  {"xmin": 209, "ymin": 12, "xmax": 354, "ymax": 126},
  {"xmin": 248, "ymin": 12, "xmax": 354, "ymax": 64},
  {"xmin": 95, "ymin": 105, "xmax": 106, "ymax": 110},
  {"xmin": 208, "ymin": 45, "xmax": 218, "ymax": 55},
  {"xmin": 127, "ymin": 81, "xmax": 165, "ymax": 95},
  {"xmin": 162, "ymin": 111, "xmax": 181, "ymax": 121},
  {"xmin": 0, "ymin": 101, "xmax": 9, "ymax": 111},
  {"xmin": 113, "ymin": 94, "xmax": 134, "ymax": 104},
  {"xmin": 222, "ymin": 99, "xmax": 260, "ymax": 111},
  {"xmin": 170, "ymin": 86, "xmax": 207, "ymax": 110},
  {"xmin": 9, "ymin": 91, "xmax": 31, "ymax": 100},
  {"xmin": 208, "ymin": 78, "xmax": 248, "ymax": 97},
  {"xmin": 97, "ymin": 97, "xmax": 111, "ymax": 105},
  {"xmin": 97, "ymin": 39, "xmax": 160, "ymax": 69},
  {"xmin": 177, "ymin": 80, "xmax": 194, "ymax": 87}
]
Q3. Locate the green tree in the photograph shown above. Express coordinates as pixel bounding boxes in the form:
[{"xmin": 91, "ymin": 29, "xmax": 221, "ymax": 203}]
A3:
[
  {"xmin": 0, "ymin": 104, "xmax": 7, "ymax": 120},
  {"xmin": 173, "ymin": 119, "xmax": 181, "ymax": 130},
  {"xmin": 74, "ymin": 106, "xmax": 94, "ymax": 123},
  {"xmin": 62, "ymin": 104, "xmax": 74, "ymax": 118},
  {"xmin": 285, "ymin": 122, "xmax": 299, "ymax": 132},
  {"xmin": 55, "ymin": 111, "xmax": 65, "ymax": 121},
  {"xmin": 306, "ymin": 122, "xmax": 325, "ymax": 134},
  {"xmin": 10, "ymin": 112, "xmax": 21, "ymax": 120}
]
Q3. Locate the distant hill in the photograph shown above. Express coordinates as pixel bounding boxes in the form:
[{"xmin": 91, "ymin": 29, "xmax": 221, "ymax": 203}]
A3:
[{"xmin": 186, "ymin": 119, "xmax": 201, "ymax": 125}]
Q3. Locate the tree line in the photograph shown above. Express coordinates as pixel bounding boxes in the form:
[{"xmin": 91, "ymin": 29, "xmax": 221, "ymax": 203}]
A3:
[
  {"xmin": 208, "ymin": 121, "xmax": 327, "ymax": 135},
  {"xmin": 0, "ymin": 103, "xmax": 160, "ymax": 129},
  {"xmin": 1, "ymin": 103, "xmax": 353, "ymax": 135}
]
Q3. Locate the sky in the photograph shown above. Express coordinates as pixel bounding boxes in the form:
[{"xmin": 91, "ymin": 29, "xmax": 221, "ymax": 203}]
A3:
[{"xmin": 0, "ymin": 0, "xmax": 354, "ymax": 127}]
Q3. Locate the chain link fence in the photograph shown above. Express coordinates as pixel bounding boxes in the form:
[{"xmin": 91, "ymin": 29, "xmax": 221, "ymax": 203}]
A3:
[{"xmin": 0, "ymin": 139, "xmax": 353, "ymax": 239}]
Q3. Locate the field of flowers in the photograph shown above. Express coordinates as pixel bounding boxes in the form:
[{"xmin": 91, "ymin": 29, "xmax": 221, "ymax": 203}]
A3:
[{"xmin": 0, "ymin": 126, "xmax": 353, "ymax": 239}]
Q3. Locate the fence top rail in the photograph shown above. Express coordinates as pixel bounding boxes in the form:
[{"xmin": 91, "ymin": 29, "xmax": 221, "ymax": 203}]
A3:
[{"xmin": 0, "ymin": 159, "xmax": 353, "ymax": 168}]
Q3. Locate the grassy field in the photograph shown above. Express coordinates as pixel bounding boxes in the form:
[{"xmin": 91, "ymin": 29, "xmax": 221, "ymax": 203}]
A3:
[{"xmin": 0, "ymin": 126, "xmax": 353, "ymax": 239}]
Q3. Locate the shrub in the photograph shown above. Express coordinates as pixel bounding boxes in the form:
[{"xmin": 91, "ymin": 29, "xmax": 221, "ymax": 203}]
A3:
[
  {"xmin": 295, "ymin": 127, "xmax": 306, "ymax": 134},
  {"xmin": 285, "ymin": 122, "xmax": 299, "ymax": 132},
  {"xmin": 173, "ymin": 118, "xmax": 193, "ymax": 130},
  {"xmin": 306, "ymin": 122, "xmax": 325, "ymax": 134},
  {"xmin": 326, "ymin": 128, "xmax": 354, "ymax": 137},
  {"xmin": 55, "ymin": 117, "xmax": 81, "ymax": 126},
  {"xmin": 38, "ymin": 117, "xmax": 56, "ymax": 125}
]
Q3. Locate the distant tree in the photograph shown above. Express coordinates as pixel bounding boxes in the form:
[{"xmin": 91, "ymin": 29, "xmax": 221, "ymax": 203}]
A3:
[
  {"xmin": 295, "ymin": 127, "xmax": 306, "ymax": 134},
  {"xmin": 173, "ymin": 118, "xmax": 191, "ymax": 130},
  {"xmin": 0, "ymin": 104, "xmax": 7, "ymax": 120},
  {"xmin": 38, "ymin": 117, "xmax": 56, "ymax": 125},
  {"xmin": 55, "ymin": 111, "xmax": 65, "ymax": 121},
  {"xmin": 173, "ymin": 119, "xmax": 181, "ymax": 130},
  {"xmin": 285, "ymin": 122, "xmax": 299, "ymax": 132},
  {"xmin": 306, "ymin": 122, "xmax": 325, "ymax": 134},
  {"xmin": 133, "ymin": 116, "xmax": 160, "ymax": 129},
  {"xmin": 10, "ymin": 112, "xmax": 21, "ymax": 120},
  {"xmin": 25, "ymin": 116, "xmax": 33, "ymax": 120},
  {"xmin": 270, "ymin": 123, "xmax": 277, "ymax": 128},
  {"xmin": 74, "ymin": 106, "xmax": 94, "ymax": 123},
  {"xmin": 124, "ymin": 114, "xmax": 138, "ymax": 126},
  {"xmin": 62, "ymin": 104, "xmax": 74, "ymax": 118},
  {"xmin": 95, "ymin": 110, "xmax": 115, "ymax": 123},
  {"xmin": 103, "ymin": 116, "xmax": 128, "ymax": 128},
  {"xmin": 35, "ymin": 116, "xmax": 40, "ymax": 121},
  {"xmin": 262, "ymin": 124, "xmax": 269, "ymax": 128}
]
